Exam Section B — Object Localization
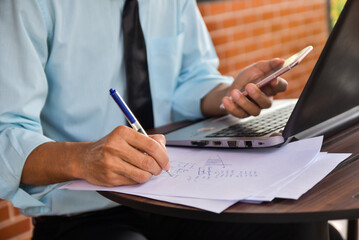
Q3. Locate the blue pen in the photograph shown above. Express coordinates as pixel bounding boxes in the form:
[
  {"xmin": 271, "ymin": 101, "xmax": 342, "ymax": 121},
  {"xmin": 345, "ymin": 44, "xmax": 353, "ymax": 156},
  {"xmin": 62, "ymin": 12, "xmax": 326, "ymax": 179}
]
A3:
[
  {"xmin": 109, "ymin": 88, "xmax": 147, "ymax": 135},
  {"xmin": 109, "ymin": 88, "xmax": 172, "ymax": 177}
]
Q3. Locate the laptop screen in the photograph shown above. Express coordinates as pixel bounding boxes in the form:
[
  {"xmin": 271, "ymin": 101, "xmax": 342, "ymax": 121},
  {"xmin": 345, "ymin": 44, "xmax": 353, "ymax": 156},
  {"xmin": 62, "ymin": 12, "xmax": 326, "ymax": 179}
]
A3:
[{"xmin": 283, "ymin": 0, "xmax": 359, "ymax": 138}]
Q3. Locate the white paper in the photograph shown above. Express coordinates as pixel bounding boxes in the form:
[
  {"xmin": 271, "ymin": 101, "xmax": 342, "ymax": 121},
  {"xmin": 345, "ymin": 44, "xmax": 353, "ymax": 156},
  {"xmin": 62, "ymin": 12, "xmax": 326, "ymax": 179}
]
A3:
[
  {"xmin": 93, "ymin": 136, "xmax": 323, "ymax": 200},
  {"xmin": 62, "ymin": 180, "xmax": 237, "ymax": 213},
  {"xmin": 274, "ymin": 153, "xmax": 351, "ymax": 199},
  {"xmin": 60, "ymin": 137, "xmax": 340, "ymax": 212},
  {"xmin": 61, "ymin": 150, "xmax": 350, "ymax": 213},
  {"xmin": 245, "ymin": 152, "xmax": 326, "ymax": 201}
]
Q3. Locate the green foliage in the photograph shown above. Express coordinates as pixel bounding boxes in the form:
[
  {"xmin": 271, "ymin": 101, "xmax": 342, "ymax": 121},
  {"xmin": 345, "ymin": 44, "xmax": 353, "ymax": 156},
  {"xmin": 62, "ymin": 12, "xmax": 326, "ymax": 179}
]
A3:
[{"xmin": 330, "ymin": 0, "xmax": 347, "ymax": 28}]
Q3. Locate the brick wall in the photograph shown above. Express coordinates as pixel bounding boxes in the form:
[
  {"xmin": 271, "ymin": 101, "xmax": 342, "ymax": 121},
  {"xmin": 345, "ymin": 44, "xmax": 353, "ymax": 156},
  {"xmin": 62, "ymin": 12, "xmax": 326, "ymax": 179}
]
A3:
[
  {"xmin": 0, "ymin": 200, "xmax": 32, "ymax": 240},
  {"xmin": 0, "ymin": 1, "xmax": 329, "ymax": 239},
  {"xmin": 198, "ymin": 0, "xmax": 329, "ymax": 98}
]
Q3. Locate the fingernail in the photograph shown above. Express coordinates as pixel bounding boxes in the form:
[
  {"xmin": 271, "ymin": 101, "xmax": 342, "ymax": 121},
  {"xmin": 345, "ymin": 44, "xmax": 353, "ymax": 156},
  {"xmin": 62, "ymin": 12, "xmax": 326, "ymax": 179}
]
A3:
[
  {"xmin": 164, "ymin": 162, "xmax": 171, "ymax": 171},
  {"xmin": 273, "ymin": 58, "xmax": 284, "ymax": 66},
  {"xmin": 160, "ymin": 141, "xmax": 167, "ymax": 151},
  {"xmin": 222, "ymin": 98, "xmax": 230, "ymax": 108},
  {"xmin": 247, "ymin": 86, "xmax": 255, "ymax": 95},
  {"xmin": 232, "ymin": 90, "xmax": 240, "ymax": 101},
  {"xmin": 271, "ymin": 78, "xmax": 278, "ymax": 86}
]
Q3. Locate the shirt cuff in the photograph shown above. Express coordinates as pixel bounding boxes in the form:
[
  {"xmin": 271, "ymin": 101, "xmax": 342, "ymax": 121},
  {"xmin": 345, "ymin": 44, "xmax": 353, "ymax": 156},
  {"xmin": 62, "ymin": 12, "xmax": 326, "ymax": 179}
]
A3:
[
  {"xmin": 0, "ymin": 127, "xmax": 55, "ymax": 213},
  {"xmin": 172, "ymin": 75, "xmax": 233, "ymax": 121}
]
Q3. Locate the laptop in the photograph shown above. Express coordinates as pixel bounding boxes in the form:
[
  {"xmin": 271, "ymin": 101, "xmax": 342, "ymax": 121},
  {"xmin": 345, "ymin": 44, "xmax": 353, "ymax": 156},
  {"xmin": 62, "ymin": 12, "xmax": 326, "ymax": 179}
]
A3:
[{"xmin": 165, "ymin": 0, "xmax": 359, "ymax": 148}]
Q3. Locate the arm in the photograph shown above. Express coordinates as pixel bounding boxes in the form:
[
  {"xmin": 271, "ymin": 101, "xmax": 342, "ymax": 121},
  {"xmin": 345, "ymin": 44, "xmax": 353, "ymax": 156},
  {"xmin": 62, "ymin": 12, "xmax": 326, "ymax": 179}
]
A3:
[
  {"xmin": 22, "ymin": 128, "xmax": 169, "ymax": 187},
  {"xmin": 170, "ymin": 0, "xmax": 233, "ymax": 121},
  {"xmin": 0, "ymin": 1, "xmax": 169, "ymax": 213},
  {"xmin": 0, "ymin": 1, "xmax": 54, "ymax": 209},
  {"xmin": 172, "ymin": 1, "xmax": 287, "ymax": 121}
]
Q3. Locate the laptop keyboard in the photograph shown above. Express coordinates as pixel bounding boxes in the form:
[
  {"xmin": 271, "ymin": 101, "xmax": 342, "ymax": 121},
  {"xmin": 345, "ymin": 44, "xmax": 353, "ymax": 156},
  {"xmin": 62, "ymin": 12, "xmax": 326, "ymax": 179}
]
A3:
[{"xmin": 206, "ymin": 104, "xmax": 295, "ymax": 138}]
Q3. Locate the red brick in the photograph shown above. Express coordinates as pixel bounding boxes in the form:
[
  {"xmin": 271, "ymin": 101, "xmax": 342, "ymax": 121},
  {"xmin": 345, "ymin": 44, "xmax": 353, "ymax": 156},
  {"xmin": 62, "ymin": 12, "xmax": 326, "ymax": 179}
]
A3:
[
  {"xmin": 233, "ymin": 30, "xmax": 247, "ymax": 41},
  {"xmin": 280, "ymin": 8, "xmax": 293, "ymax": 17},
  {"xmin": 294, "ymin": 5, "xmax": 305, "ymax": 14},
  {"xmin": 225, "ymin": 47, "xmax": 241, "ymax": 58},
  {"xmin": 197, "ymin": 4, "xmax": 210, "ymax": 17},
  {"xmin": 263, "ymin": 38, "xmax": 275, "ymax": 48},
  {"xmin": 262, "ymin": 10, "xmax": 275, "ymax": 20},
  {"xmin": 218, "ymin": 64, "xmax": 230, "ymax": 75},
  {"xmin": 304, "ymin": 17, "xmax": 316, "ymax": 25},
  {"xmin": 12, "ymin": 207, "xmax": 22, "ymax": 216},
  {"xmin": 232, "ymin": 1, "xmax": 246, "ymax": 11},
  {"xmin": 223, "ymin": 16, "xmax": 238, "ymax": 28},
  {"xmin": 215, "ymin": 47, "xmax": 226, "ymax": 59},
  {"xmin": 270, "ymin": 22, "xmax": 284, "ymax": 32},
  {"xmin": 243, "ymin": 14, "xmax": 257, "ymax": 24},
  {"xmin": 0, "ymin": 217, "xmax": 32, "ymax": 239},
  {"xmin": 0, "ymin": 205, "xmax": 10, "ymax": 223},
  {"xmin": 250, "ymin": 0, "xmax": 265, "ymax": 8},
  {"xmin": 252, "ymin": 26, "xmax": 266, "ymax": 37},
  {"xmin": 211, "ymin": 33, "xmax": 229, "ymax": 46},
  {"xmin": 245, "ymin": 42, "xmax": 259, "ymax": 53},
  {"xmin": 209, "ymin": 2, "xmax": 229, "ymax": 15},
  {"xmin": 205, "ymin": 19, "xmax": 221, "ymax": 32}
]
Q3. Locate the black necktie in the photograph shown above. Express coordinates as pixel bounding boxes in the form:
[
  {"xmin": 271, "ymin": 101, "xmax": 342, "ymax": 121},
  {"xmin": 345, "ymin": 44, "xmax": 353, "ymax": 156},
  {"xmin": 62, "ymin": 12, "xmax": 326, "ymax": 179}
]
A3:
[{"xmin": 122, "ymin": 0, "xmax": 154, "ymax": 130}]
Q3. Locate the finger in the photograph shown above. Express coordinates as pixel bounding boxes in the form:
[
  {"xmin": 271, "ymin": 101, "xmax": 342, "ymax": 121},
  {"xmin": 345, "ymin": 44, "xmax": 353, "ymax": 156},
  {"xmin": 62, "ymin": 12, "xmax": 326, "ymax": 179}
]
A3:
[
  {"xmin": 150, "ymin": 134, "xmax": 167, "ymax": 151},
  {"xmin": 110, "ymin": 126, "xmax": 164, "ymax": 175},
  {"xmin": 121, "ymin": 142, "xmax": 163, "ymax": 176},
  {"xmin": 126, "ymin": 130, "xmax": 170, "ymax": 172},
  {"xmin": 112, "ymin": 158, "xmax": 154, "ymax": 184},
  {"xmin": 245, "ymin": 84, "xmax": 272, "ymax": 109},
  {"xmin": 272, "ymin": 77, "xmax": 288, "ymax": 92},
  {"xmin": 87, "ymin": 152, "xmax": 153, "ymax": 186},
  {"xmin": 233, "ymin": 58, "xmax": 285, "ymax": 89},
  {"xmin": 262, "ymin": 77, "xmax": 288, "ymax": 96},
  {"xmin": 230, "ymin": 89, "xmax": 262, "ymax": 116},
  {"xmin": 253, "ymin": 58, "xmax": 285, "ymax": 75},
  {"xmin": 222, "ymin": 96, "xmax": 249, "ymax": 118}
]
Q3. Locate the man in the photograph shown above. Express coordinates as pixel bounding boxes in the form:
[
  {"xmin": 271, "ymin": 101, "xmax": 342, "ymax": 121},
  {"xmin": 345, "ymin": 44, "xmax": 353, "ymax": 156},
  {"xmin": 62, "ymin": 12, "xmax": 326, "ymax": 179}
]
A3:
[{"xmin": 2, "ymin": 0, "xmax": 336, "ymax": 239}]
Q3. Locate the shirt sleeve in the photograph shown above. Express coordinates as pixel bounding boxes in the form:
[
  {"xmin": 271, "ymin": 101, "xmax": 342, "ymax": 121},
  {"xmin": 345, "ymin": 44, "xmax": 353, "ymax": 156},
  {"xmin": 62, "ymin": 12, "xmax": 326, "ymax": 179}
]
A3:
[
  {"xmin": 171, "ymin": 0, "xmax": 233, "ymax": 121},
  {"xmin": 0, "ymin": 0, "xmax": 59, "ymax": 213}
]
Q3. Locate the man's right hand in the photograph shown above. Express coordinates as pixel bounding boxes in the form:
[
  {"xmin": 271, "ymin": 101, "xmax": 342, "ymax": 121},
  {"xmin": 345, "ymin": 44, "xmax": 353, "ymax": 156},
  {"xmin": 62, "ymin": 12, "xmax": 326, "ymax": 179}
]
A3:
[
  {"xmin": 21, "ymin": 126, "xmax": 170, "ymax": 187},
  {"xmin": 76, "ymin": 126, "xmax": 170, "ymax": 187}
]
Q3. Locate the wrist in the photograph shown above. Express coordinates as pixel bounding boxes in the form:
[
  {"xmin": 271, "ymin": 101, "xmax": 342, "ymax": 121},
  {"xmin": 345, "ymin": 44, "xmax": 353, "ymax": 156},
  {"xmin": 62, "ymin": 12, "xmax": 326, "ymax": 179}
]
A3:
[
  {"xmin": 64, "ymin": 141, "xmax": 92, "ymax": 181},
  {"xmin": 201, "ymin": 83, "xmax": 230, "ymax": 116},
  {"xmin": 22, "ymin": 141, "xmax": 91, "ymax": 185}
]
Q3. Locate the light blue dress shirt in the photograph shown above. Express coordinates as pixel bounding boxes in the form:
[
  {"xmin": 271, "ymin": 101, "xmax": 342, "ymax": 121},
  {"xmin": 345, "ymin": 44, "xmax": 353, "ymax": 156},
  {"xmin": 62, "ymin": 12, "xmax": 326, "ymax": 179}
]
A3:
[{"xmin": 0, "ymin": 0, "xmax": 233, "ymax": 216}]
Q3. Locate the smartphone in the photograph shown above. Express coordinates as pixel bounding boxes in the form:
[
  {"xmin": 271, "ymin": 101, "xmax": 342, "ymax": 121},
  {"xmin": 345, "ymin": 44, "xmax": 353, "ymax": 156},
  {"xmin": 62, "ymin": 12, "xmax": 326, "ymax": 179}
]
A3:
[
  {"xmin": 242, "ymin": 45, "xmax": 313, "ymax": 96},
  {"xmin": 220, "ymin": 46, "xmax": 313, "ymax": 109}
]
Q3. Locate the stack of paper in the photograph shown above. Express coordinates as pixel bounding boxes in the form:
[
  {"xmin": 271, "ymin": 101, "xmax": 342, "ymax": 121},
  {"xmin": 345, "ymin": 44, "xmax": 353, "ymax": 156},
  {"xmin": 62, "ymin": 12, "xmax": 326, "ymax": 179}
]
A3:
[{"xmin": 61, "ymin": 136, "xmax": 350, "ymax": 213}]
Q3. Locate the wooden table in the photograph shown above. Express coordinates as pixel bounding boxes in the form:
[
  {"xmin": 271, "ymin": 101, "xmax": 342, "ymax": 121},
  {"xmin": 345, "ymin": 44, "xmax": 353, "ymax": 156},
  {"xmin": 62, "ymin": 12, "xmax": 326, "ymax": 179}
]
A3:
[{"xmin": 101, "ymin": 121, "xmax": 359, "ymax": 240}]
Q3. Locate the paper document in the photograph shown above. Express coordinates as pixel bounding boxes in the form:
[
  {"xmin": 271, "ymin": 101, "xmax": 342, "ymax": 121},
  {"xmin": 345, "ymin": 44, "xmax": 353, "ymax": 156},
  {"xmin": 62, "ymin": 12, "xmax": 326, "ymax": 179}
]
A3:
[
  {"xmin": 80, "ymin": 136, "xmax": 322, "ymax": 200},
  {"xmin": 61, "ymin": 136, "xmax": 350, "ymax": 213}
]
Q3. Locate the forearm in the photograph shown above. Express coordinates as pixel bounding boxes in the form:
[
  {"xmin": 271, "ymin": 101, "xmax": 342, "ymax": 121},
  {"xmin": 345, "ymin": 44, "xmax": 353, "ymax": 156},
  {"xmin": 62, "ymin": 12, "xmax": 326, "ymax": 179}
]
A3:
[
  {"xmin": 21, "ymin": 141, "xmax": 87, "ymax": 185},
  {"xmin": 200, "ymin": 83, "xmax": 230, "ymax": 117}
]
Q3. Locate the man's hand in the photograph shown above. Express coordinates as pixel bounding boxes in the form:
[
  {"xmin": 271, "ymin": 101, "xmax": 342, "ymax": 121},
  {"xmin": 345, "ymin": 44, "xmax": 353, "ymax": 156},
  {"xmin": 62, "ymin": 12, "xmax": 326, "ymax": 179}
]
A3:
[
  {"xmin": 222, "ymin": 58, "xmax": 288, "ymax": 118},
  {"xmin": 76, "ymin": 126, "xmax": 169, "ymax": 187},
  {"xmin": 201, "ymin": 58, "xmax": 288, "ymax": 118},
  {"xmin": 21, "ymin": 126, "xmax": 170, "ymax": 187}
]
